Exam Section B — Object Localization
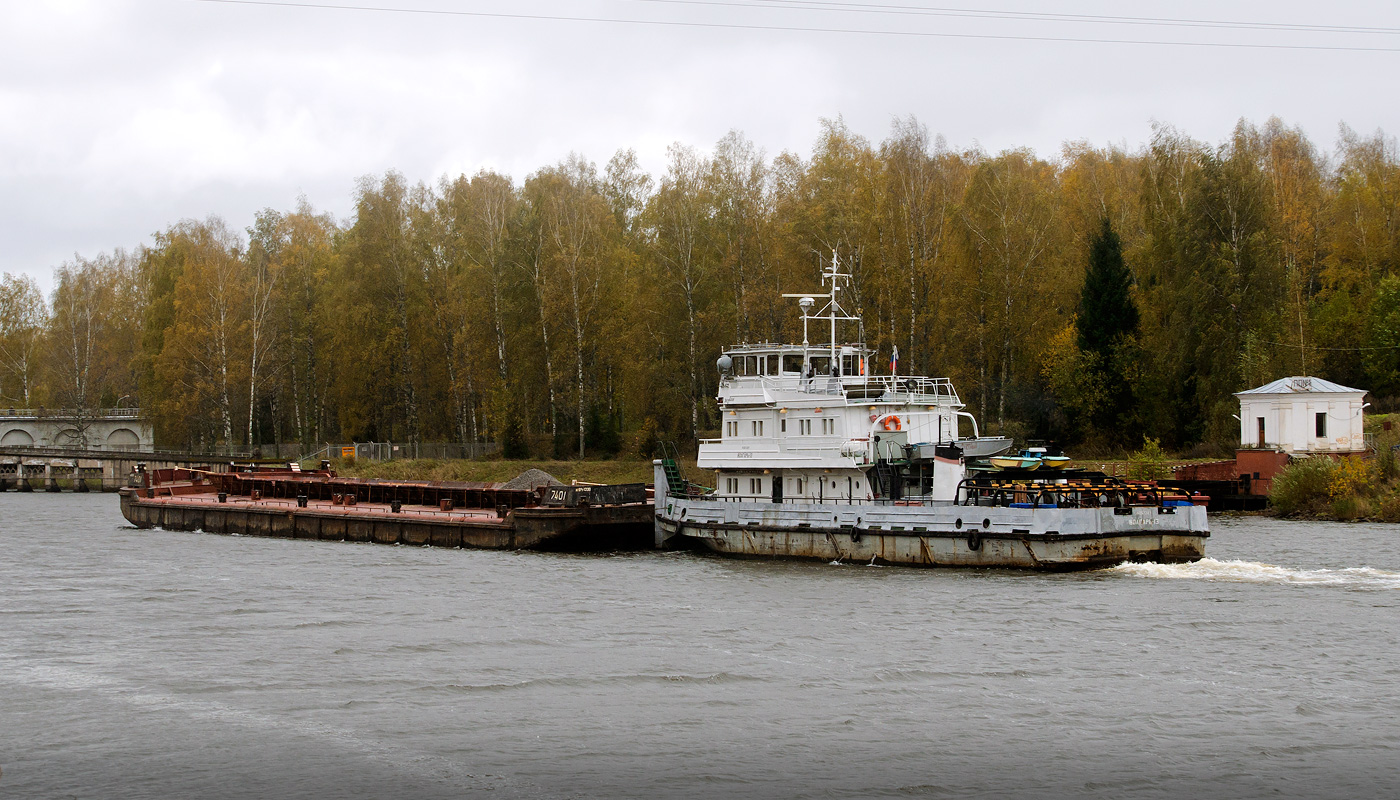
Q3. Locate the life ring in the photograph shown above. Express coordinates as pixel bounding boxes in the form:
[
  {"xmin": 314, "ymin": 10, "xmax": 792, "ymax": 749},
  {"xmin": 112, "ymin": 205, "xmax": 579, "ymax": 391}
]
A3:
[
  {"xmin": 967, "ymin": 529, "xmax": 982, "ymax": 551},
  {"xmin": 882, "ymin": 415, "xmax": 902, "ymax": 431}
]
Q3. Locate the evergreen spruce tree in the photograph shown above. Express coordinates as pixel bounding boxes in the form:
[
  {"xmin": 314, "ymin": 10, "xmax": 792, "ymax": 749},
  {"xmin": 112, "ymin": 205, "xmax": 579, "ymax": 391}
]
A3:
[
  {"xmin": 1076, "ymin": 218, "xmax": 1140, "ymax": 441},
  {"xmin": 1078, "ymin": 218, "xmax": 1139, "ymax": 356}
]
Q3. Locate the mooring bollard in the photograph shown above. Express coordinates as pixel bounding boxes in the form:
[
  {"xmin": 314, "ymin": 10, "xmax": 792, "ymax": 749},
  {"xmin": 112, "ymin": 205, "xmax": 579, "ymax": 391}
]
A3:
[
  {"xmin": 218, "ymin": 492, "xmax": 227, "ymax": 503},
  {"xmin": 297, "ymin": 495, "xmax": 308, "ymax": 508},
  {"xmin": 439, "ymin": 498, "xmax": 453, "ymax": 512},
  {"xmin": 390, "ymin": 500, "xmax": 402, "ymax": 513}
]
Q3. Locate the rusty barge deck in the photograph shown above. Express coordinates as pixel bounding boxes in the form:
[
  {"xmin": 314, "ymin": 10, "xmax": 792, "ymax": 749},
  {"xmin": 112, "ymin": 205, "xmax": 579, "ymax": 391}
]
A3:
[{"xmin": 119, "ymin": 467, "xmax": 654, "ymax": 551}]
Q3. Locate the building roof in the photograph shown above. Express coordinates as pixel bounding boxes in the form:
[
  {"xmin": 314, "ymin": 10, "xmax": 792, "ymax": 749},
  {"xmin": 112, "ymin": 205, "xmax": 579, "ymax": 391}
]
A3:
[{"xmin": 1235, "ymin": 376, "xmax": 1366, "ymax": 396}]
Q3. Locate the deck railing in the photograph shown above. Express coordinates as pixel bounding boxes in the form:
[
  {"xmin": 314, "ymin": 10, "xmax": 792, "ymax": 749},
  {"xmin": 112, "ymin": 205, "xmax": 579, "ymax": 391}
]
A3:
[{"xmin": 720, "ymin": 374, "xmax": 961, "ymax": 403}]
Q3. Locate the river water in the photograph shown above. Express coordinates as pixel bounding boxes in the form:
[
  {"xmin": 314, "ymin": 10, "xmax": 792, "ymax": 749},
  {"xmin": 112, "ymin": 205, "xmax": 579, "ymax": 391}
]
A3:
[{"xmin": 2, "ymin": 493, "xmax": 1398, "ymax": 800}]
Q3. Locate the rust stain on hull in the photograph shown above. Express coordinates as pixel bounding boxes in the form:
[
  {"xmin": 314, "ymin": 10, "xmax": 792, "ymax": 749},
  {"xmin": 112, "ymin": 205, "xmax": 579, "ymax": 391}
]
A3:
[
  {"xmin": 120, "ymin": 489, "xmax": 653, "ymax": 552},
  {"xmin": 678, "ymin": 522, "xmax": 1205, "ymax": 571}
]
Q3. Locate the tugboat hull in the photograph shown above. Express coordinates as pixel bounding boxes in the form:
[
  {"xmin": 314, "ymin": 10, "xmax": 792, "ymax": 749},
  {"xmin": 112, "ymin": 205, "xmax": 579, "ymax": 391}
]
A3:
[{"xmin": 656, "ymin": 493, "xmax": 1207, "ymax": 571}]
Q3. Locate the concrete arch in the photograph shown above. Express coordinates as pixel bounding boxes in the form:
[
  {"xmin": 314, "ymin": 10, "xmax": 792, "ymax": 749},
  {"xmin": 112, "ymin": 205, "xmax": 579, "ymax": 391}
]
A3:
[
  {"xmin": 54, "ymin": 428, "xmax": 84, "ymax": 447},
  {"xmin": 107, "ymin": 428, "xmax": 141, "ymax": 448},
  {"xmin": 1, "ymin": 429, "xmax": 34, "ymax": 445}
]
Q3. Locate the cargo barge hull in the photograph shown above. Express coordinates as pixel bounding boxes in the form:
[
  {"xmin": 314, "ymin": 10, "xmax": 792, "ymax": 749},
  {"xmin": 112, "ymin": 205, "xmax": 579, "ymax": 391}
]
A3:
[{"xmin": 119, "ymin": 468, "xmax": 653, "ymax": 551}]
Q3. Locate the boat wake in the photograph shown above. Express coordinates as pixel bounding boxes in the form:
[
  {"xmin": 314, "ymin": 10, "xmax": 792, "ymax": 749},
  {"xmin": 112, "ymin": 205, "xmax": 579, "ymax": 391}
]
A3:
[{"xmin": 1113, "ymin": 557, "xmax": 1400, "ymax": 589}]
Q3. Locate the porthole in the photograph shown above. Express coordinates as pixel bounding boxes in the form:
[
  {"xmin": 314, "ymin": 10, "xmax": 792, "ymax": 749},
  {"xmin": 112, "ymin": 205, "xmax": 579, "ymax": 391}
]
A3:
[
  {"xmin": 982, "ymin": 518, "xmax": 990, "ymax": 530},
  {"xmin": 955, "ymin": 518, "xmax": 963, "ymax": 529}
]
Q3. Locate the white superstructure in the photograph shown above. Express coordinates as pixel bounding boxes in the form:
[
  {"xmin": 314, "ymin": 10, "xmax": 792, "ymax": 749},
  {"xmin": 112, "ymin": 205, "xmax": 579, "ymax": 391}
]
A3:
[{"xmin": 700, "ymin": 257, "xmax": 975, "ymax": 506}]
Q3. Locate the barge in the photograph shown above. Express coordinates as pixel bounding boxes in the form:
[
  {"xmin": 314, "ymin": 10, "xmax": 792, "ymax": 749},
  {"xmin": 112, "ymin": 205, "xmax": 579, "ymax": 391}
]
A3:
[
  {"xmin": 120, "ymin": 466, "xmax": 654, "ymax": 551},
  {"xmin": 654, "ymin": 255, "xmax": 1210, "ymax": 570}
]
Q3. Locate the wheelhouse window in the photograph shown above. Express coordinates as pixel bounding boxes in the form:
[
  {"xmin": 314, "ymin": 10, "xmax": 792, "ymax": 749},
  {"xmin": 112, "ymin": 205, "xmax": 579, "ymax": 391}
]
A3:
[
  {"xmin": 783, "ymin": 354, "xmax": 804, "ymax": 373},
  {"xmin": 751, "ymin": 420, "xmax": 764, "ymax": 436}
]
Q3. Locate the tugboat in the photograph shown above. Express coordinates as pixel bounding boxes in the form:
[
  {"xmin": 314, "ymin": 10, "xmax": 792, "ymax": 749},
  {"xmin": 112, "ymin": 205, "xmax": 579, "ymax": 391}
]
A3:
[{"xmin": 653, "ymin": 255, "xmax": 1208, "ymax": 570}]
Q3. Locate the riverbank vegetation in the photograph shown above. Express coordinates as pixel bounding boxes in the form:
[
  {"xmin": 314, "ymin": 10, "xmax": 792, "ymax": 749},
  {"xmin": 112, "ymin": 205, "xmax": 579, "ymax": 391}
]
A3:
[
  {"xmin": 3, "ymin": 116, "xmax": 1399, "ymax": 457},
  {"xmin": 1269, "ymin": 416, "xmax": 1400, "ymax": 521}
]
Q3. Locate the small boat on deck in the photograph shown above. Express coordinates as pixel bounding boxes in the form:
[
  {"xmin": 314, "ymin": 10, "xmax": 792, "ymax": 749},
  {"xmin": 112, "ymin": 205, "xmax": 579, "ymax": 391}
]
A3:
[
  {"xmin": 1024, "ymin": 446, "xmax": 1073, "ymax": 470},
  {"xmin": 990, "ymin": 454, "xmax": 1041, "ymax": 470}
]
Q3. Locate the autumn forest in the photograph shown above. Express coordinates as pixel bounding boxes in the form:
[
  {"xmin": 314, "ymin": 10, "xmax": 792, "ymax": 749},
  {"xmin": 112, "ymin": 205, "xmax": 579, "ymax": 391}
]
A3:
[{"xmin": 3, "ymin": 116, "xmax": 1399, "ymax": 457}]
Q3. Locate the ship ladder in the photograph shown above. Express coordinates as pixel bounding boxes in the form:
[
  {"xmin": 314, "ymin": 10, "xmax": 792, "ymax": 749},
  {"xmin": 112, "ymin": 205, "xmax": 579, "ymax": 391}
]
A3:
[{"xmin": 659, "ymin": 442, "xmax": 689, "ymax": 498}]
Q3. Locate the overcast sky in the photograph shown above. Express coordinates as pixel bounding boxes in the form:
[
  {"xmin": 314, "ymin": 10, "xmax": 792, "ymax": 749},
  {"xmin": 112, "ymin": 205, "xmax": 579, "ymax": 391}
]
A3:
[{"xmin": 3, "ymin": 0, "xmax": 1398, "ymax": 291}]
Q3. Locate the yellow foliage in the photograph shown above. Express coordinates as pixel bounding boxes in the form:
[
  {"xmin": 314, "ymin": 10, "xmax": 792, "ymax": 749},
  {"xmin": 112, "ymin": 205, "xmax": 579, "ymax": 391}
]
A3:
[{"xmin": 1327, "ymin": 455, "xmax": 1370, "ymax": 499}]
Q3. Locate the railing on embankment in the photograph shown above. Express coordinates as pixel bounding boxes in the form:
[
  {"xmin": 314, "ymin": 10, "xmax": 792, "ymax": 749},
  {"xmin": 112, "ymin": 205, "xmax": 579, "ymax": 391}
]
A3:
[{"xmin": 0, "ymin": 446, "xmax": 242, "ymax": 493}]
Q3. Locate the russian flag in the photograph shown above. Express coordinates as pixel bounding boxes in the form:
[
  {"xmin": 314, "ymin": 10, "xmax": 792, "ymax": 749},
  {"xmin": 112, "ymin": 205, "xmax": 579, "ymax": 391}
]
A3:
[{"xmin": 890, "ymin": 345, "xmax": 898, "ymax": 374}]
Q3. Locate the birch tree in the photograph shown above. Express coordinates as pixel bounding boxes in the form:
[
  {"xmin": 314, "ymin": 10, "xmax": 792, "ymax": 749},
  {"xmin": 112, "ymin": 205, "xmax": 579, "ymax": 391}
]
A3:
[
  {"xmin": 0, "ymin": 273, "xmax": 47, "ymax": 407},
  {"xmin": 646, "ymin": 143, "xmax": 715, "ymax": 438},
  {"xmin": 152, "ymin": 219, "xmax": 246, "ymax": 447},
  {"xmin": 245, "ymin": 209, "xmax": 286, "ymax": 448}
]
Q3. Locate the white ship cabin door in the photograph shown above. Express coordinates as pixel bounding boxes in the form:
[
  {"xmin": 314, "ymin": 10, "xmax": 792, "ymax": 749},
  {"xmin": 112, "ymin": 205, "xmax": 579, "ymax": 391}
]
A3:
[{"xmin": 772, "ymin": 474, "xmax": 782, "ymax": 503}]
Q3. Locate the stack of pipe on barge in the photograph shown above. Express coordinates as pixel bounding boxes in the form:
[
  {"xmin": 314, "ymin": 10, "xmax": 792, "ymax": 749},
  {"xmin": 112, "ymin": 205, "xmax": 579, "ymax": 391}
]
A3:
[{"xmin": 119, "ymin": 465, "xmax": 655, "ymax": 551}]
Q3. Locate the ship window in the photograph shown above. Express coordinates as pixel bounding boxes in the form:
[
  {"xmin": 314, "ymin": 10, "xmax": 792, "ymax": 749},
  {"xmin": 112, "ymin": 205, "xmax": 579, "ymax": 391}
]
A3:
[
  {"xmin": 811, "ymin": 356, "xmax": 831, "ymax": 375},
  {"xmin": 1316, "ymin": 412, "xmax": 1327, "ymax": 438},
  {"xmin": 751, "ymin": 420, "xmax": 764, "ymax": 436},
  {"xmin": 783, "ymin": 354, "xmax": 804, "ymax": 373},
  {"xmin": 781, "ymin": 419, "xmax": 787, "ymax": 433},
  {"xmin": 767, "ymin": 354, "xmax": 779, "ymax": 375},
  {"xmin": 842, "ymin": 354, "xmax": 855, "ymax": 375},
  {"xmin": 749, "ymin": 477, "xmax": 762, "ymax": 494},
  {"xmin": 745, "ymin": 356, "xmax": 760, "ymax": 376},
  {"xmin": 799, "ymin": 419, "xmax": 811, "ymax": 435}
]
